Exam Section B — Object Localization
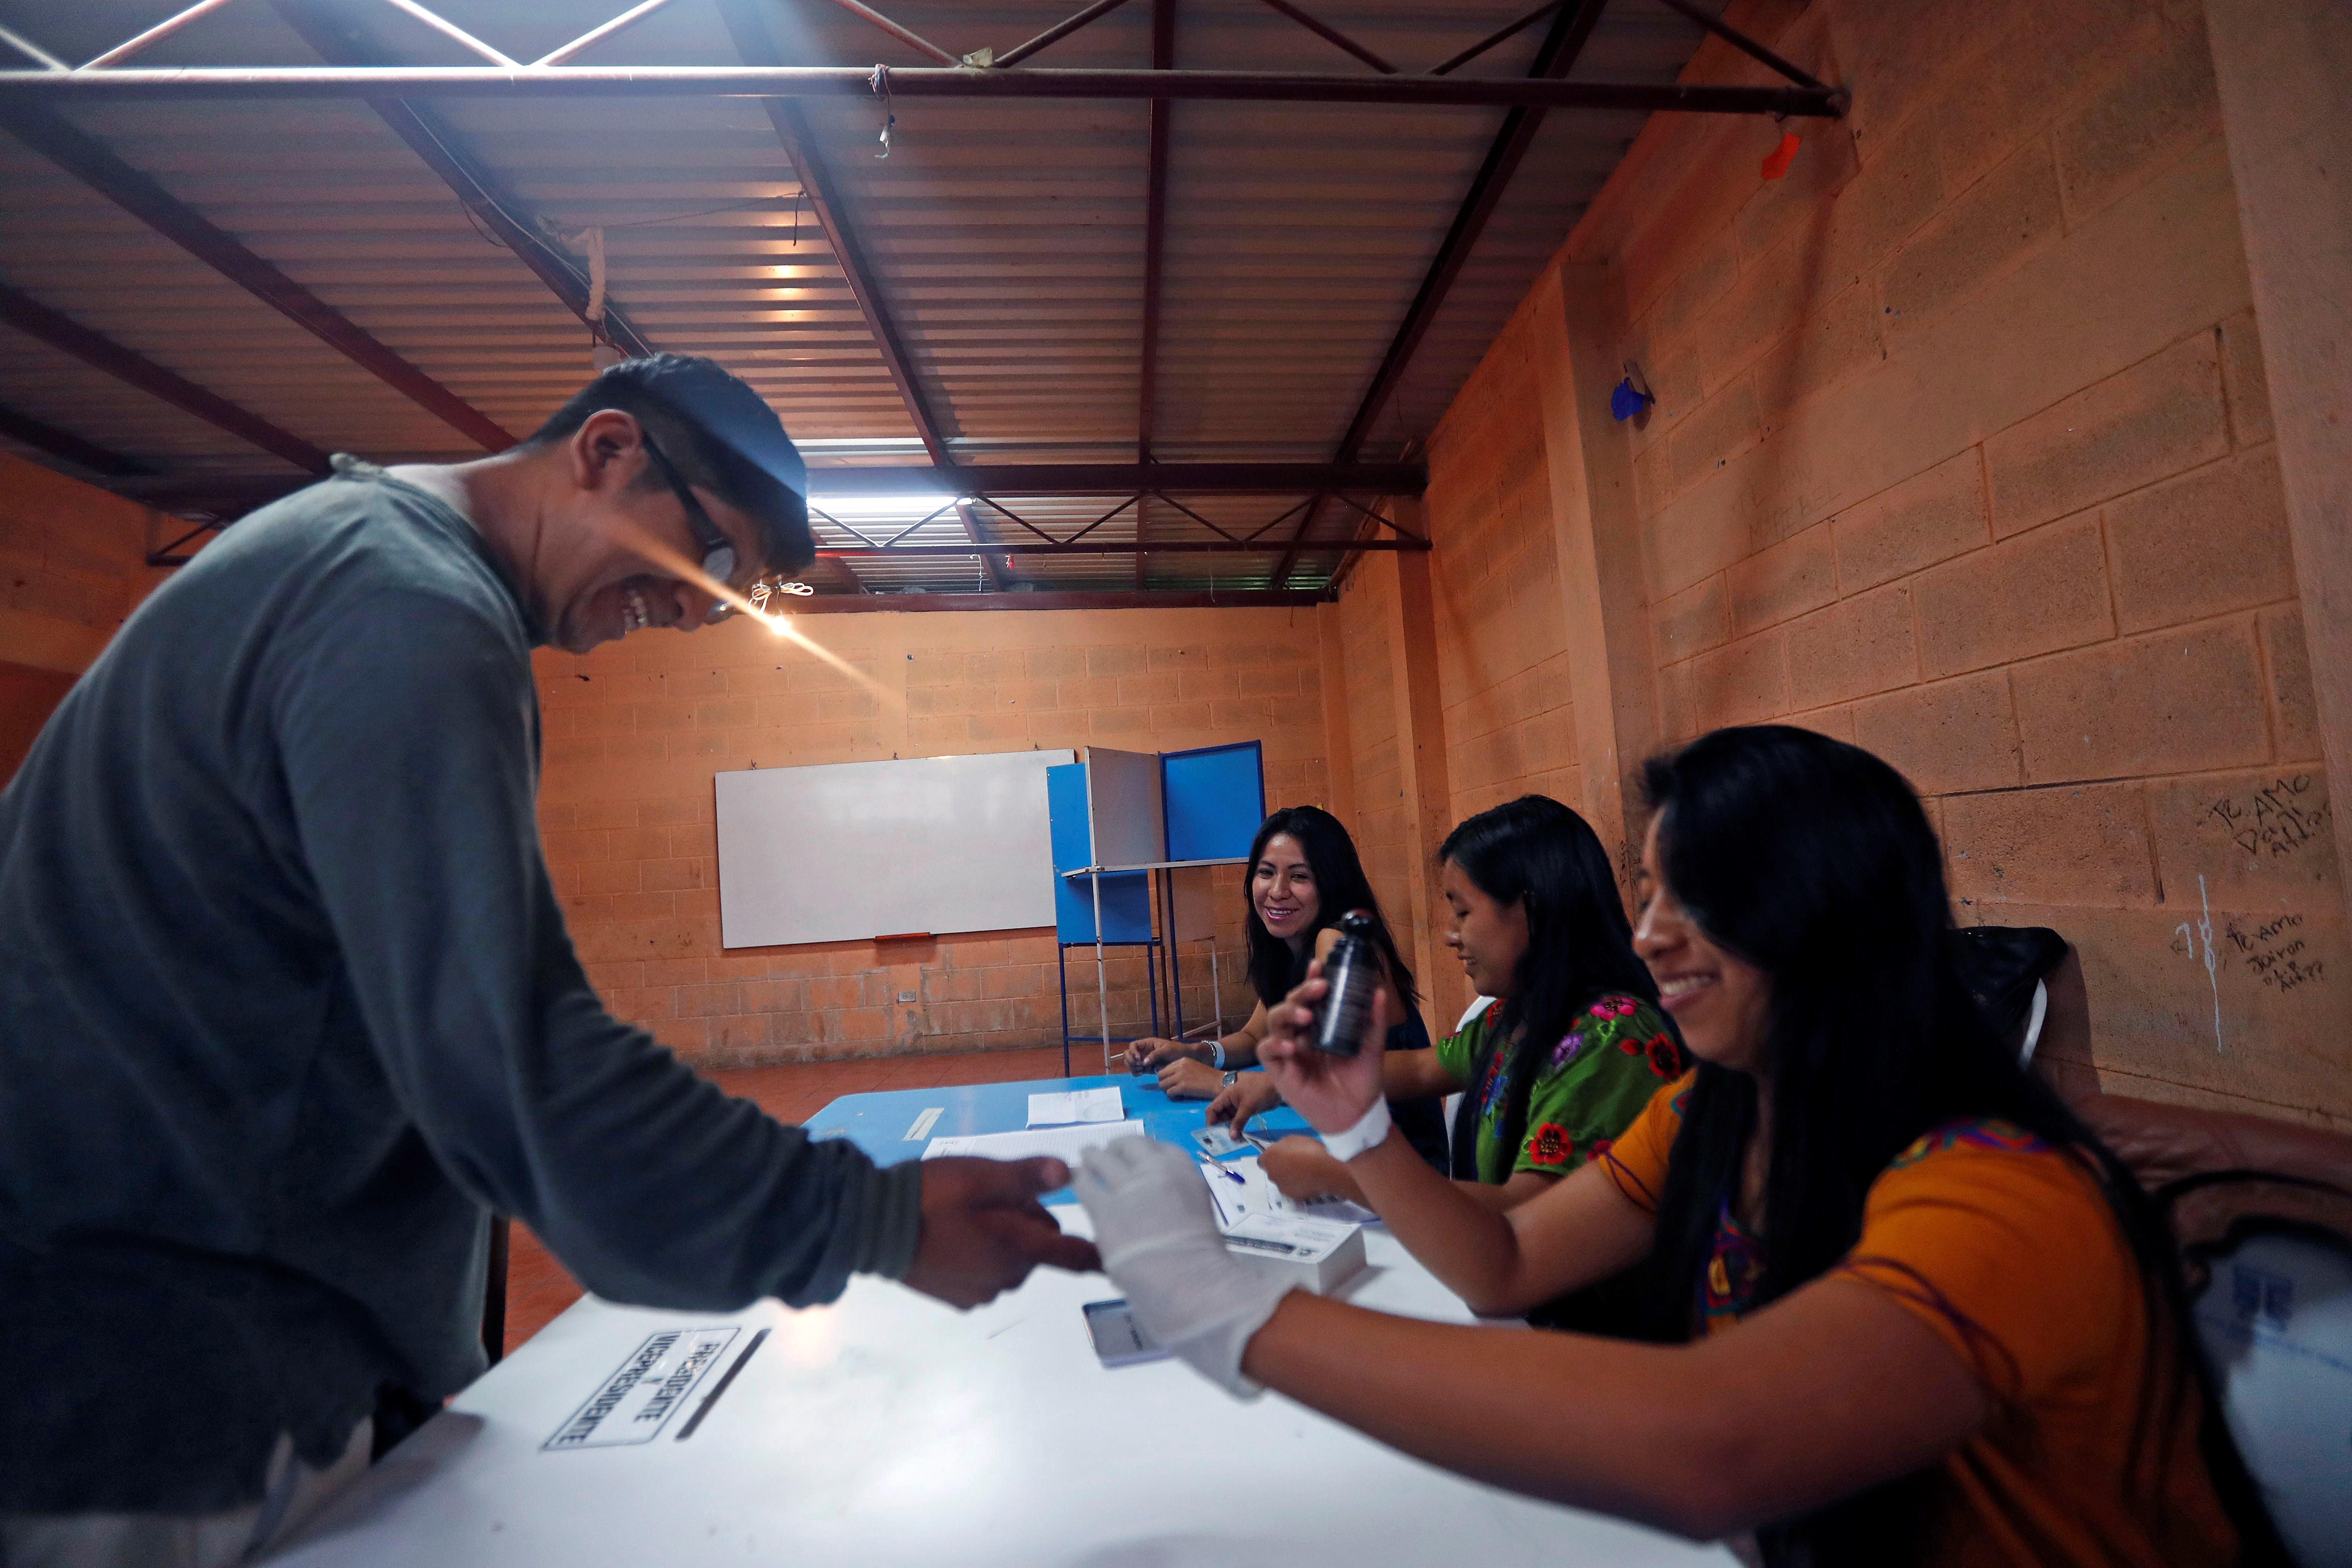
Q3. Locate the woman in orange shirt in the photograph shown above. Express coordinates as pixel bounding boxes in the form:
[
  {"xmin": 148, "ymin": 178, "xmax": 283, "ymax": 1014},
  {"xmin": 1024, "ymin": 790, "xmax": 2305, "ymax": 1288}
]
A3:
[{"xmin": 1075, "ymin": 725, "xmax": 2285, "ymax": 1566}]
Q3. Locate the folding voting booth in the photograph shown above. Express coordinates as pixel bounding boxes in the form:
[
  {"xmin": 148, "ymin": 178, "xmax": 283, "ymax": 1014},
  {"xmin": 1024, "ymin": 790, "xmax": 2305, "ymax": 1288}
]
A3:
[{"xmin": 1048, "ymin": 741, "xmax": 1265, "ymax": 1072}]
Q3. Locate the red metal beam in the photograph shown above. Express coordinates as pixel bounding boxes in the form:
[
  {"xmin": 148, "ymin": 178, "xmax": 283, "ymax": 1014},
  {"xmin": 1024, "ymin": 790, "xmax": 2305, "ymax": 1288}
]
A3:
[
  {"xmin": 819, "ymin": 538, "xmax": 1424, "ymax": 557},
  {"xmin": 0, "ymin": 401, "xmax": 153, "ymax": 477},
  {"xmin": 716, "ymin": 0, "xmax": 952, "ymax": 465},
  {"xmin": 119, "ymin": 475, "xmax": 306, "ymax": 517},
  {"xmin": 1268, "ymin": 491, "xmax": 1326, "ymax": 589},
  {"xmin": 1650, "ymin": 0, "xmax": 1828, "ymax": 91},
  {"xmin": 952, "ymin": 499, "xmax": 1008, "ymax": 591},
  {"xmin": 0, "ymin": 104, "xmax": 513, "ymax": 450},
  {"xmin": 113, "ymin": 460, "xmax": 1426, "ymax": 522},
  {"xmin": 1289, "ymin": 0, "xmax": 1608, "ymax": 588},
  {"xmin": 1256, "ymin": 0, "xmax": 1394, "ymax": 74},
  {"xmin": 1430, "ymin": 1, "xmax": 1560, "ymax": 76},
  {"xmin": 1324, "ymin": 517, "xmax": 1375, "ymax": 597},
  {"xmin": 816, "ymin": 0, "xmax": 959, "ymax": 64},
  {"xmin": 1334, "ymin": 0, "xmax": 1608, "ymax": 460},
  {"xmin": 0, "ymin": 68, "xmax": 1846, "ymax": 116},
  {"xmin": 993, "ymin": 0, "xmax": 1138, "ymax": 68},
  {"xmin": 787, "ymin": 589, "xmax": 1328, "ymax": 612},
  {"xmin": 806, "ymin": 556, "xmax": 871, "ymax": 594},
  {"xmin": 1135, "ymin": 0, "xmax": 1175, "ymax": 588},
  {"xmin": 1136, "ymin": 0, "xmax": 1175, "ymax": 465},
  {"xmin": 270, "ymin": 0, "xmax": 655, "ymax": 360},
  {"xmin": 0, "ymin": 284, "xmax": 330, "ymax": 472},
  {"xmin": 816, "ymin": 460, "xmax": 1424, "ymax": 496}
]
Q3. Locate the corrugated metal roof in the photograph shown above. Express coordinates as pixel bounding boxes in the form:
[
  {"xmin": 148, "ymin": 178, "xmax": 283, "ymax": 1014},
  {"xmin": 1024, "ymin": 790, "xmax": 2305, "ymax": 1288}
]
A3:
[{"xmin": 0, "ymin": 0, "xmax": 1737, "ymax": 595}]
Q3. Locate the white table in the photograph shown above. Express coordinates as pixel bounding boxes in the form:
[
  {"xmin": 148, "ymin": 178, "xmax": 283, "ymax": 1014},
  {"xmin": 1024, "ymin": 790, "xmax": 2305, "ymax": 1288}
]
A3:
[{"xmin": 273, "ymin": 1211, "xmax": 1731, "ymax": 1567}]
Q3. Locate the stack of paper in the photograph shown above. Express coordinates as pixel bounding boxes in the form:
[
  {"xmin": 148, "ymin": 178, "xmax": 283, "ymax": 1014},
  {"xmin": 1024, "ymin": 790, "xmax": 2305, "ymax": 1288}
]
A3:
[
  {"xmin": 923, "ymin": 1120, "xmax": 1143, "ymax": 1164},
  {"xmin": 1026, "ymin": 1087, "xmax": 1125, "ymax": 1127},
  {"xmin": 1197, "ymin": 1154, "xmax": 1378, "ymax": 1229}
]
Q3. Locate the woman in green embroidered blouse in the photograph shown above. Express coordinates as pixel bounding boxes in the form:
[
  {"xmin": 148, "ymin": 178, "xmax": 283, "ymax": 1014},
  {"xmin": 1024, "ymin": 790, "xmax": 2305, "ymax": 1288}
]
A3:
[{"xmin": 1225, "ymin": 795, "xmax": 1678, "ymax": 1213}]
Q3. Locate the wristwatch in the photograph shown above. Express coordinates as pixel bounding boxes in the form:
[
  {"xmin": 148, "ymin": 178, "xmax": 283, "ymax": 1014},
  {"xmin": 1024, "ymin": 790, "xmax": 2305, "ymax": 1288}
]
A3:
[{"xmin": 1222, "ymin": 1070, "xmax": 1239, "ymax": 1088}]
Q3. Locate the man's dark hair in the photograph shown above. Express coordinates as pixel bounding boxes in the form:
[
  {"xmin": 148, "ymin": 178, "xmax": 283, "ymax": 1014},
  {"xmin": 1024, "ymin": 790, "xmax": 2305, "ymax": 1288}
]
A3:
[{"xmin": 524, "ymin": 354, "xmax": 814, "ymax": 577}]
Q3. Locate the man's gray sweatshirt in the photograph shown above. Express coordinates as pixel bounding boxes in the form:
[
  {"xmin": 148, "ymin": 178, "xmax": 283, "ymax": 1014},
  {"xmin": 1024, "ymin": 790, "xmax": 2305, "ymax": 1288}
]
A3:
[{"xmin": 0, "ymin": 459, "xmax": 921, "ymax": 1513}]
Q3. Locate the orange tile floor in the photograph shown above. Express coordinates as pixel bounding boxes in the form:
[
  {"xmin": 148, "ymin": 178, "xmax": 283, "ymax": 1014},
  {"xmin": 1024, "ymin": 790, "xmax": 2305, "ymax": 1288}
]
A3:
[{"xmin": 499, "ymin": 1043, "xmax": 1099, "ymax": 1356}]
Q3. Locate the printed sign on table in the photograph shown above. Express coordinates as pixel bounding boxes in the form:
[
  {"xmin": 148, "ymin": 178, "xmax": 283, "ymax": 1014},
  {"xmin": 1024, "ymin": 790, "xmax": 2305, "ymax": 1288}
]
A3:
[{"xmin": 543, "ymin": 1327, "xmax": 740, "ymax": 1451}]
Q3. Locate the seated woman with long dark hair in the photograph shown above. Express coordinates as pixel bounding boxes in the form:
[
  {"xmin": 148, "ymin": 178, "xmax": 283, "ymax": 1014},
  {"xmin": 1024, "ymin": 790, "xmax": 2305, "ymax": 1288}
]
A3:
[
  {"xmin": 1076, "ymin": 727, "xmax": 2283, "ymax": 1567},
  {"xmin": 1219, "ymin": 796, "xmax": 1679, "ymax": 1216},
  {"xmin": 1126, "ymin": 805, "xmax": 1447, "ymax": 1172}
]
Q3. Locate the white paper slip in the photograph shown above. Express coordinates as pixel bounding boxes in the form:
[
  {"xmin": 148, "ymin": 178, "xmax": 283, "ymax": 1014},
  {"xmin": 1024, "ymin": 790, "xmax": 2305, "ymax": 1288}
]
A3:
[
  {"xmin": 903, "ymin": 1106, "xmax": 944, "ymax": 1141},
  {"xmin": 1287, "ymin": 1191, "xmax": 1381, "ymax": 1226},
  {"xmin": 924, "ymin": 1119, "xmax": 1145, "ymax": 1164},
  {"xmin": 1203, "ymin": 1154, "xmax": 1379, "ymax": 1228},
  {"xmin": 1026, "ymin": 1086, "xmax": 1125, "ymax": 1127}
]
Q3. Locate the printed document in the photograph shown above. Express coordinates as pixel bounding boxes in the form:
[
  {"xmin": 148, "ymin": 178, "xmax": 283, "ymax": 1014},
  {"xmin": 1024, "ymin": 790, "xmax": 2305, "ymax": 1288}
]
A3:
[
  {"xmin": 925, "ymin": 1119, "xmax": 1144, "ymax": 1164},
  {"xmin": 1198, "ymin": 1154, "xmax": 1378, "ymax": 1229},
  {"xmin": 1026, "ymin": 1086, "xmax": 1126, "ymax": 1127}
]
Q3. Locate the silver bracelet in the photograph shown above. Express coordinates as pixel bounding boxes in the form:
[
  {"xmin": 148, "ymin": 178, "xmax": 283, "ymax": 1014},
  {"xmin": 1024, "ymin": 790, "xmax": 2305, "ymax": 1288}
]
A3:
[{"xmin": 1210, "ymin": 1039, "xmax": 1227, "ymax": 1071}]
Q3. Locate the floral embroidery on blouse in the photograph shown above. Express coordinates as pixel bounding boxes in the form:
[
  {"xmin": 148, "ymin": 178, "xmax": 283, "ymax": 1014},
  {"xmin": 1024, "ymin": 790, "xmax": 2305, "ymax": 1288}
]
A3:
[
  {"xmin": 1645, "ymin": 1034, "xmax": 1683, "ymax": 1079},
  {"xmin": 1886, "ymin": 1117, "xmax": 2049, "ymax": 1170},
  {"xmin": 1689, "ymin": 1121, "xmax": 2049, "ymax": 1335},
  {"xmin": 1550, "ymin": 1029, "xmax": 1585, "ymax": 1071},
  {"xmin": 1442, "ymin": 994, "xmax": 1678, "ymax": 1184},
  {"xmin": 1475, "ymin": 1032, "xmax": 1514, "ymax": 1124},
  {"xmin": 1620, "ymin": 1029, "xmax": 1687, "ymax": 1080},
  {"xmin": 1700, "ymin": 1197, "xmax": 1764, "ymax": 1335}
]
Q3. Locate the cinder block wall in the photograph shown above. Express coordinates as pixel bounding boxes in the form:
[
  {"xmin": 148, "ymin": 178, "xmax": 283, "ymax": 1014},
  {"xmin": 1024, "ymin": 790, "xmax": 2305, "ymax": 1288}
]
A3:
[
  {"xmin": 0, "ymin": 455, "xmax": 157, "ymax": 671},
  {"xmin": 1382, "ymin": 0, "xmax": 2345, "ymax": 1125},
  {"xmin": 1331, "ymin": 328, "xmax": 1591, "ymax": 1029},
  {"xmin": 0, "ymin": 456, "xmax": 166, "ymax": 779},
  {"xmin": 1332, "ymin": 567, "xmax": 1408, "ymax": 931},
  {"xmin": 531, "ymin": 606, "xmax": 1335, "ymax": 1069},
  {"xmin": 1424, "ymin": 321, "xmax": 1585, "ymax": 829}
]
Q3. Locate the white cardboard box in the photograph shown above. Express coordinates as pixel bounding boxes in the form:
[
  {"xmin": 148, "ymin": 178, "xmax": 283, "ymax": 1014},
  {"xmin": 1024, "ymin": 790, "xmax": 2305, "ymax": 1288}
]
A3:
[{"xmin": 1221, "ymin": 1213, "xmax": 1368, "ymax": 1295}]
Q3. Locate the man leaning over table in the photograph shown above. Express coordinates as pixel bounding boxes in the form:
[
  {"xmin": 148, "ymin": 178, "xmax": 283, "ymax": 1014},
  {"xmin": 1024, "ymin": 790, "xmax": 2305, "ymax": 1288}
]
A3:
[{"xmin": 0, "ymin": 354, "xmax": 1099, "ymax": 1568}]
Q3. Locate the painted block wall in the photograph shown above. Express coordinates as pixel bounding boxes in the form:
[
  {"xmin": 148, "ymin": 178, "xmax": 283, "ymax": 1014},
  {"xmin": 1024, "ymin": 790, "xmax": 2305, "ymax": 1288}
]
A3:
[
  {"xmin": 1425, "ymin": 319, "xmax": 1584, "ymax": 834},
  {"xmin": 0, "ymin": 454, "xmax": 157, "ymax": 675},
  {"xmin": 1395, "ymin": 0, "xmax": 2345, "ymax": 1126},
  {"xmin": 0, "ymin": 454, "xmax": 166, "ymax": 780},
  {"xmin": 1332, "ymin": 561, "xmax": 1409, "ymax": 946},
  {"xmin": 1332, "ymin": 324, "xmax": 1592, "ymax": 1029},
  {"xmin": 531, "ymin": 605, "xmax": 1333, "ymax": 1069}
]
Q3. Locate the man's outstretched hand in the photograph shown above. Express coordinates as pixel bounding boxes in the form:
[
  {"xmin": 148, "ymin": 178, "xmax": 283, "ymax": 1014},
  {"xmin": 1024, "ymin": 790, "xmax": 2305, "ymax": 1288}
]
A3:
[{"xmin": 902, "ymin": 1156, "xmax": 1102, "ymax": 1309}]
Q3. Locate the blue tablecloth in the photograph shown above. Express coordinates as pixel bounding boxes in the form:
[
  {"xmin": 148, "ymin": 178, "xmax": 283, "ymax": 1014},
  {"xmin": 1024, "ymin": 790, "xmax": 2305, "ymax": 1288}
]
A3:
[{"xmin": 801, "ymin": 1071, "xmax": 1313, "ymax": 1203}]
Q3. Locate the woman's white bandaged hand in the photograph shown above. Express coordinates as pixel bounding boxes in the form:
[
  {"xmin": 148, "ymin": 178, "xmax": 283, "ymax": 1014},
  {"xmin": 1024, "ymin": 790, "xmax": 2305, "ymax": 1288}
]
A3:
[
  {"xmin": 1073, "ymin": 1138, "xmax": 1296, "ymax": 1397},
  {"xmin": 1071, "ymin": 1136, "xmax": 1226, "ymax": 1263},
  {"xmin": 1319, "ymin": 1096, "xmax": 1392, "ymax": 1162}
]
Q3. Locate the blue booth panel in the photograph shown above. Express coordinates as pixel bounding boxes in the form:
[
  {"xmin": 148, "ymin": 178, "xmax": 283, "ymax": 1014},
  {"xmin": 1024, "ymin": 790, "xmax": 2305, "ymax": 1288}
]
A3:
[
  {"xmin": 1056, "ymin": 870, "xmax": 1153, "ymax": 943},
  {"xmin": 1046, "ymin": 760, "xmax": 1092, "ymax": 874},
  {"xmin": 1161, "ymin": 740, "xmax": 1265, "ymax": 863}
]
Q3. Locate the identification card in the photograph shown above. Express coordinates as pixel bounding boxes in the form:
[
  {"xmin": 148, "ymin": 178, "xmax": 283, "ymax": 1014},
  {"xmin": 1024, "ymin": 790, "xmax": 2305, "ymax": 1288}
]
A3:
[
  {"xmin": 1082, "ymin": 1298, "xmax": 1171, "ymax": 1369},
  {"xmin": 1191, "ymin": 1124, "xmax": 1245, "ymax": 1157}
]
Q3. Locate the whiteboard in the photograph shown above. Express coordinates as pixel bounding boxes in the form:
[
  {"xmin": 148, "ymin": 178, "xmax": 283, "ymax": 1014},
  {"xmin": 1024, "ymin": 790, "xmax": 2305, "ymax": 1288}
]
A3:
[{"xmin": 714, "ymin": 750, "xmax": 1075, "ymax": 948}]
